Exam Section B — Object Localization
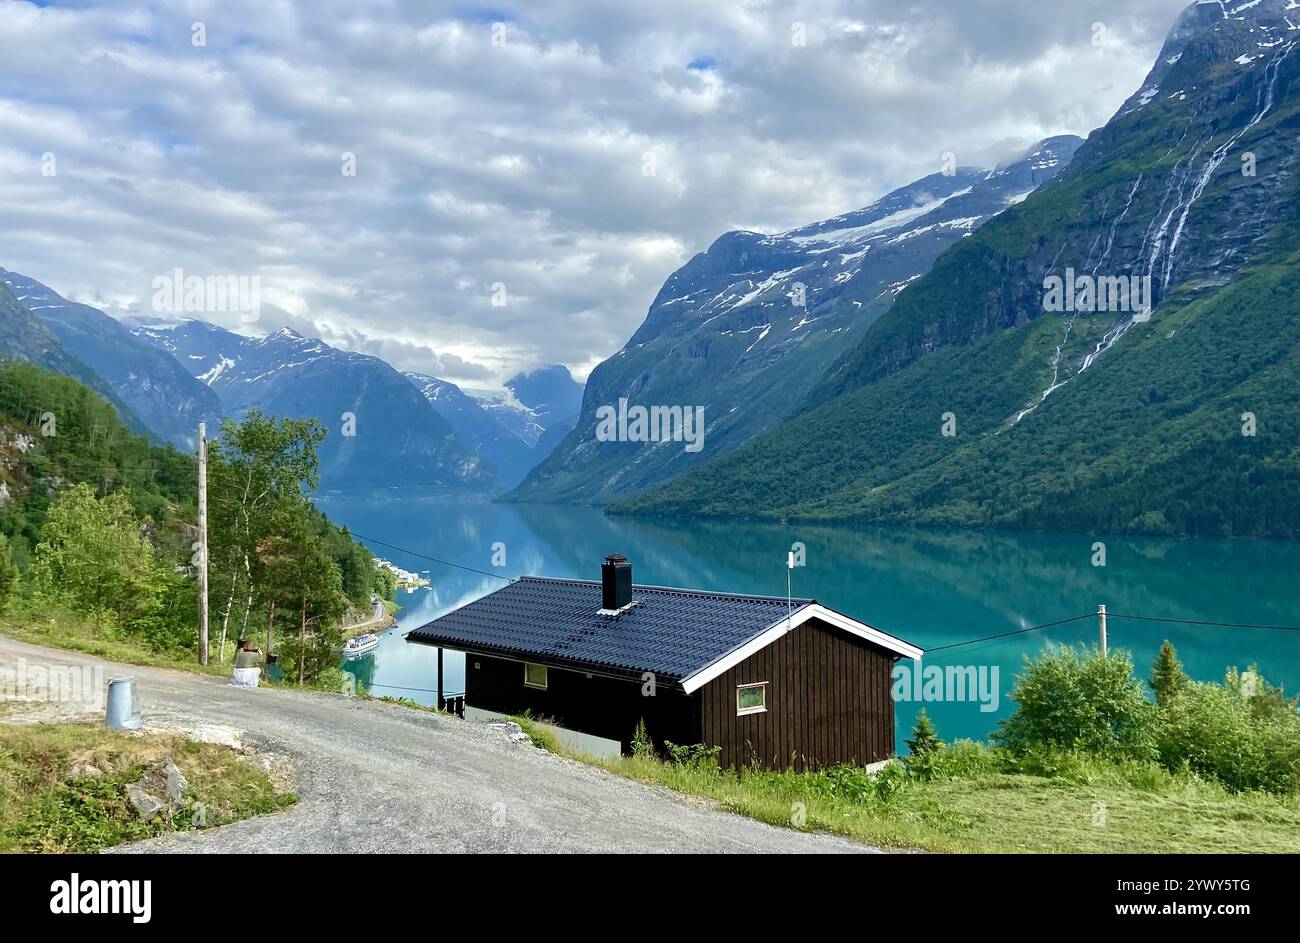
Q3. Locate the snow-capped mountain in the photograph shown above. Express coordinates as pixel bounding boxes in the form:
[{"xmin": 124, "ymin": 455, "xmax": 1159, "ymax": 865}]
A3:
[
  {"xmin": 404, "ymin": 372, "xmax": 538, "ymax": 487},
  {"xmin": 508, "ymin": 134, "xmax": 1081, "ymax": 504},
  {"xmin": 128, "ymin": 318, "xmax": 496, "ymax": 492},
  {"xmin": 406, "ymin": 365, "xmax": 584, "ymax": 486},
  {"xmin": 0, "ymin": 269, "xmax": 221, "ymax": 449},
  {"xmin": 622, "ymin": 0, "xmax": 1300, "ymax": 538}
]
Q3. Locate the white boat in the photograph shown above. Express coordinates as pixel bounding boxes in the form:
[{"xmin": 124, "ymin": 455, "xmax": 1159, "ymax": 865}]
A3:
[{"xmin": 343, "ymin": 633, "xmax": 380, "ymax": 658}]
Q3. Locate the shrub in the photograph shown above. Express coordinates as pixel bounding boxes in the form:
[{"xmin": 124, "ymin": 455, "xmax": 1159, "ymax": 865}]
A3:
[
  {"xmin": 995, "ymin": 646, "xmax": 1159, "ymax": 762},
  {"xmin": 805, "ymin": 764, "xmax": 878, "ymax": 803},
  {"xmin": 1157, "ymin": 668, "xmax": 1300, "ymax": 795},
  {"xmin": 663, "ymin": 741, "xmax": 721, "ymax": 770},
  {"xmin": 925, "ymin": 739, "xmax": 1000, "ymax": 780},
  {"xmin": 631, "ymin": 718, "xmax": 655, "ymax": 759}
]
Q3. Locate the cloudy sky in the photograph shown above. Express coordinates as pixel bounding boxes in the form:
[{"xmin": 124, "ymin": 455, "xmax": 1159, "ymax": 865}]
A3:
[{"xmin": 0, "ymin": 0, "xmax": 1190, "ymax": 387}]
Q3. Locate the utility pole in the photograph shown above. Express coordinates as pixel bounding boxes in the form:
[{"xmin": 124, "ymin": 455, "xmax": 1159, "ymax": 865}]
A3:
[
  {"xmin": 198, "ymin": 422, "xmax": 209, "ymax": 666},
  {"xmin": 1098, "ymin": 603, "xmax": 1108, "ymax": 655}
]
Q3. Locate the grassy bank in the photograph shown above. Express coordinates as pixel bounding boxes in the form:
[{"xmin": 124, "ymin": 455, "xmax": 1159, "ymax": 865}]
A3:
[
  {"xmin": 508, "ymin": 716, "xmax": 1300, "ymax": 853},
  {"xmin": 1, "ymin": 610, "xmax": 231, "ymax": 679},
  {"xmin": 0, "ymin": 723, "xmax": 296, "ymax": 853},
  {"xmin": 0, "ymin": 609, "xmax": 351, "ymax": 693}
]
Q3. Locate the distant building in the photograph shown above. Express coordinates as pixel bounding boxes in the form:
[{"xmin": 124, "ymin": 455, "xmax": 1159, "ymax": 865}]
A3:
[{"xmin": 407, "ymin": 554, "xmax": 922, "ymax": 770}]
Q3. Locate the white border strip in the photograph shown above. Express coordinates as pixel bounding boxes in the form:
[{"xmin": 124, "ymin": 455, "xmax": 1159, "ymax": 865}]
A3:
[{"xmin": 679, "ymin": 603, "xmax": 923, "ymax": 694}]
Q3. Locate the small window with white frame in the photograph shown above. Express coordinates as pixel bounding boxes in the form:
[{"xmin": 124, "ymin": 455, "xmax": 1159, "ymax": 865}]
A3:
[
  {"xmin": 736, "ymin": 682, "xmax": 767, "ymax": 715},
  {"xmin": 523, "ymin": 662, "xmax": 548, "ymax": 689}
]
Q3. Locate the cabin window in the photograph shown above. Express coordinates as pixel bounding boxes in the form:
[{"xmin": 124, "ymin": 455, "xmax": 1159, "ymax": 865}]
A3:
[
  {"xmin": 737, "ymin": 682, "xmax": 767, "ymax": 715},
  {"xmin": 524, "ymin": 663, "xmax": 548, "ymax": 690}
]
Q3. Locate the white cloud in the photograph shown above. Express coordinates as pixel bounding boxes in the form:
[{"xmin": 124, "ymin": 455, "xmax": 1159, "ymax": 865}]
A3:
[{"xmin": 0, "ymin": 0, "xmax": 1188, "ymax": 387}]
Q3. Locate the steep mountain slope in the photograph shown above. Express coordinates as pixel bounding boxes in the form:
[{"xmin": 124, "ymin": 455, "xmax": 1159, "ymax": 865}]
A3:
[
  {"xmin": 1, "ymin": 269, "xmax": 221, "ymax": 450},
  {"xmin": 128, "ymin": 318, "xmax": 496, "ymax": 493},
  {"xmin": 621, "ymin": 0, "xmax": 1300, "ymax": 538},
  {"xmin": 464, "ymin": 364, "xmax": 585, "ymax": 464},
  {"xmin": 405, "ymin": 372, "xmax": 538, "ymax": 487},
  {"xmin": 506, "ymin": 135, "xmax": 1081, "ymax": 504},
  {"xmin": 0, "ymin": 280, "xmax": 149, "ymax": 437},
  {"xmin": 501, "ymin": 365, "xmax": 584, "ymax": 460}
]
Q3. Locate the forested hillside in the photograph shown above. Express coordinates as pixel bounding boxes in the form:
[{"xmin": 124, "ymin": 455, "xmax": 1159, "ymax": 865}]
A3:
[{"xmin": 0, "ymin": 361, "xmax": 392, "ymax": 675}]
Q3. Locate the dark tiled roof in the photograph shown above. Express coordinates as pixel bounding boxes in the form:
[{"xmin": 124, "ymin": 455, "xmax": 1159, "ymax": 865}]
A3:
[{"xmin": 406, "ymin": 576, "xmax": 814, "ymax": 682}]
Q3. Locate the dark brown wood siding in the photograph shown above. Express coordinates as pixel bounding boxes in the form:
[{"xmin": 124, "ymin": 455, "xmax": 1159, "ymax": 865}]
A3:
[
  {"xmin": 696, "ymin": 617, "xmax": 896, "ymax": 770},
  {"xmin": 465, "ymin": 653, "xmax": 696, "ymax": 752}
]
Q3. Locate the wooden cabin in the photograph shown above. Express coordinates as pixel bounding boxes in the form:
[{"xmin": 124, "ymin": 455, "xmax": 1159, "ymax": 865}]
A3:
[{"xmin": 407, "ymin": 554, "xmax": 922, "ymax": 770}]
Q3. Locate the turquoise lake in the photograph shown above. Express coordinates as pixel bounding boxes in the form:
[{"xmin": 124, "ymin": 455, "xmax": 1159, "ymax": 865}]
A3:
[{"xmin": 320, "ymin": 494, "xmax": 1300, "ymax": 751}]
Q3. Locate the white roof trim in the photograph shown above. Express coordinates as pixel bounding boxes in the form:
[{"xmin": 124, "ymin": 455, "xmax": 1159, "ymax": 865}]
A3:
[{"xmin": 679, "ymin": 603, "xmax": 923, "ymax": 694}]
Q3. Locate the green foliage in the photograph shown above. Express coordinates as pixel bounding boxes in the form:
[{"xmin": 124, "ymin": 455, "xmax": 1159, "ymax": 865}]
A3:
[
  {"xmin": 256, "ymin": 506, "xmax": 348, "ymax": 685},
  {"xmin": 906, "ymin": 709, "xmax": 944, "ymax": 756},
  {"xmin": 663, "ymin": 741, "xmax": 721, "ymax": 770},
  {"xmin": 31, "ymin": 484, "xmax": 167, "ymax": 636},
  {"xmin": 0, "ymin": 361, "xmax": 194, "ymax": 561},
  {"xmin": 921, "ymin": 739, "xmax": 1000, "ymax": 780},
  {"xmin": 901, "ymin": 709, "xmax": 948, "ymax": 780},
  {"xmin": 631, "ymin": 718, "xmax": 655, "ymax": 758},
  {"xmin": 0, "ymin": 534, "xmax": 15, "ymax": 613},
  {"xmin": 205, "ymin": 411, "xmax": 389, "ymax": 677},
  {"xmin": 1157, "ymin": 668, "xmax": 1300, "ymax": 795},
  {"xmin": 995, "ymin": 646, "xmax": 1300, "ymax": 795},
  {"xmin": 995, "ymin": 646, "xmax": 1159, "ymax": 762},
  {"xmin": 0, "ymin": 365, "xmax": 387, "ymax": 674},
  {"xmin": 1150, "ymin": 639, "xmax": 1189, "ymax": 706},
  {"xmin": 0, "ymin": 725, "xmax": 295, "ymax": 853}
]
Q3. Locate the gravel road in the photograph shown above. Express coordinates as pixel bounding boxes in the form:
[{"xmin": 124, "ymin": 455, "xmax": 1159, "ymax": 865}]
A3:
[{"xmin": 0, "ymin": 635, "xmax": 881, "ymax": 854}]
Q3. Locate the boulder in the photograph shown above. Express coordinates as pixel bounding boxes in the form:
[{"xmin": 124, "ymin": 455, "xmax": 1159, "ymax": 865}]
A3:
[
  {"xmin": 164, "ymin": 759, "xmax": 188, "ymax": 804},
  {"xmin": 126, "ymin": 783, "xmax": 166, "ymax": 821}
]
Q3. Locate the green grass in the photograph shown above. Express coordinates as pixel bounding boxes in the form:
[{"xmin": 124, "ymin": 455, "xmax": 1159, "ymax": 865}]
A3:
[
  {"xmin": 0, "ymin": 609, "xmax": 232, "ymax": 680},
  {"xmin": 1, "ymin": 608, "xmax": 350, "ymax": 693},
  {"xmin": 516, "ymin": 732, "xmax": 1300, "ymax": 853},
  {"xmin": 0, "ymin": 723, "xmax": 296, "ymax": 853},
  {"xmin": 508, "ymin": 712, "xmax": 565, "ymax": 753}
]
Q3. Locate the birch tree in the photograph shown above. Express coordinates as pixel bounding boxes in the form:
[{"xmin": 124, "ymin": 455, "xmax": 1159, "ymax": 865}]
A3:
[{"xmin": 207, "ymin": 412, "xmax": 324, "ymax": 662}]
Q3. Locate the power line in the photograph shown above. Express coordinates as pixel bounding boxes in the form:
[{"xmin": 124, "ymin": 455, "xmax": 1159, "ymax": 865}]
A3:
[
  {"xmin": 922, "ymin": 613, "xmax": 1096, "ymax": 654},
  {"xmin": 1107, "ymin": 613, "xmax": 1300, "ymax": 632},
  {"xmin": 352, "ymin": 678, "xmax": 464, "ymax": 697},
  {"xmin": 347, "ymin": 531, "xmax": 513, "ymax": 583}
]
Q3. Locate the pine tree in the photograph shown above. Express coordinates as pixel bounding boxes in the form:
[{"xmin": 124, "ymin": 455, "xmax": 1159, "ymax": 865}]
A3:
[
  {"xmin": 1150, "ymin": 640, "xmax": 1189, "ymax": 706},
  {"xmin": 906, "ymin": 709, "xmax": 944, "ymax": 756}
]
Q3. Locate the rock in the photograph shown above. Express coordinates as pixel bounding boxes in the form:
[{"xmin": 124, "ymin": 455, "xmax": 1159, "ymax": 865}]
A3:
[
  {"xmin": 164, "ymin": 759, "xmax": 188, "ymax": 804},
  {"xmin": 142, "ymin": 721, "xmax": 243, "ymax": 750},
  {"xmin": 488, "ymin": 721, "xmax": 530, "ymax": 744},
  {"xmin": 68, "ymin": 763, "xmax": 102, "ymax": 778},
  {"xmin": 126, "ymin": 783, "xmax": 166, "ymax": 821}
]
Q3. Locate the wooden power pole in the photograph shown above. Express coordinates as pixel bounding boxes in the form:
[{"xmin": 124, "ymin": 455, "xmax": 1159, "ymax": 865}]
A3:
[
  {"xmin": 198, "ymin": 422, "xmax": 210, "ymax": 666},
  {"xmin": 1098, "ymin": 603, "xmax": 1108, "ymax": 655}
]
